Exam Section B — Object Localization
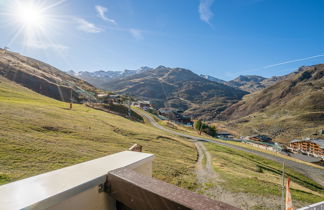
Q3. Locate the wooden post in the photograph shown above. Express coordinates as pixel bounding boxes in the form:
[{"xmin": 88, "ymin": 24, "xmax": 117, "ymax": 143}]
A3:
[
  {"xmin": 281, "ymin": 162, "xmax": 285, "ymax": 210},
  {"xmin": 69, "ymin": 88, "xmax": 73, "ymax": 110},
  {"xmin": 129, "ymin": 144, "xmax": 142, "ymax": 152}
]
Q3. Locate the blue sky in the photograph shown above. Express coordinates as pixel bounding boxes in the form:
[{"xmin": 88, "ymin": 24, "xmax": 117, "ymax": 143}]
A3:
[{"xmin": 0, "ymin": 0, "xmax": 324, "ymax": 80}]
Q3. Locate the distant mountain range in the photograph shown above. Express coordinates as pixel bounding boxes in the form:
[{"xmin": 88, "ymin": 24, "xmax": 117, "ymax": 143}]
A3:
[
  {"xmin": 72, "ymin": 68, "xmax": 295, "ymax": 93},
  {"xmin": 68, "ymin": 66, "xmax": 153, "ymax": 89},
  {"xmin": 99, "ymin": 66, "xmax": 248, "ymax": 120},
  {"xmin": 1, "ymin": 49, "xmax": 322, "ymax": 142}
]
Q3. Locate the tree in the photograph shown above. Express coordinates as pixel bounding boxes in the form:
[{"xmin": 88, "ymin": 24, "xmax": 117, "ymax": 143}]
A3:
[
  {"xmin": 194, "ymin": 120, "xmax": 202, "ymax": 131},
  {"xmin": 203, "ymin": 125, "xmax": 217, "ymax": 137}
]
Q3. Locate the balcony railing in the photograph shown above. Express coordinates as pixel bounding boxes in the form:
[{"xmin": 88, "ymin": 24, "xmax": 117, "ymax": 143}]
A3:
[{"xmin": 0, "ymin": 150, "xmax": 239, "ymax": 210}]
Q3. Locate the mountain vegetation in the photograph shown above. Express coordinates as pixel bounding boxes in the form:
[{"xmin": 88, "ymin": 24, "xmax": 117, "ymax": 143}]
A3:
[{"xmin": 194, "ymin": 120, "xmax": 217, "ymax": 137}]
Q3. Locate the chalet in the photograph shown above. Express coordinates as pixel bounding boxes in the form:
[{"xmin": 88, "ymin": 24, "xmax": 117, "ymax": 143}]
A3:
[
  {"xmin": 132, "ymin": 101, "xmax": 152, "ymax": 110},
  {"xmin": 248, "ymin": 135, "xmax": 272, "ymax": 142},
  {"xmin": 289, "ymin": 139, "xmax": 324, "ymax": 158}
]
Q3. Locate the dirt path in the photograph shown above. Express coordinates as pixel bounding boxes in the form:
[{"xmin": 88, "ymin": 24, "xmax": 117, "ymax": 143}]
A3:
[
  {"xmin": 195, "ymin": 142, "xmax": 220, "ymax": 183},
  {"xmin": 195, "ymin": 142, "xmax": 285, "ymax": 209}
]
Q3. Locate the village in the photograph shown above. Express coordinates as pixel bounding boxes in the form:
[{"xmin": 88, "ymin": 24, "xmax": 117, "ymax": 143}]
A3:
[{"xmin": 96, "ymin": 93, "xmax": 324, "ymax": 166}]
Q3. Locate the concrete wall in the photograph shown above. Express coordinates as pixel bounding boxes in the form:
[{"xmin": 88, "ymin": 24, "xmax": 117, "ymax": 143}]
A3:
[{"xmin": 0, "ymin": 151, "xmax": 154, "ymax": 210}]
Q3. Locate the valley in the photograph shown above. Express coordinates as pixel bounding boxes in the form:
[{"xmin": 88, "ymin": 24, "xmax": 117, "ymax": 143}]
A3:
[
  {"xmin": 0, "ymin": 50, "xmax": 323, "ymax": 209},
  {"xmin": 0, "ymin": 1, "xmax": 323, "ymax": 209}
]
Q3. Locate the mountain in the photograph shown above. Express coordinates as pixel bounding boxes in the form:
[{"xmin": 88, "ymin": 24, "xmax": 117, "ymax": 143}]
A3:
[
  {"xmin": 227, "ymin": 75, "xmax": 267, "ymax": 92},
  {"xmin": 69, "ymin": 66, "xmax": 153, "ymax": 88},
  {"xmin": 102, "ymin": 66, "xmax": 248, "ymax": 120},
  {"xmin": 226, "ymin": 69, "xmax": 307, "ymax": 93},
  {"xmin": 200, "ymin": 74, "xmax": 227, "ymax": 84},
  {"xmin": 219, "ymin": 64, "xmax": 324, "ymax": 142},
  {"xmin": 0, "ymin": 48, "xmax": 100, "ymax": 102}
]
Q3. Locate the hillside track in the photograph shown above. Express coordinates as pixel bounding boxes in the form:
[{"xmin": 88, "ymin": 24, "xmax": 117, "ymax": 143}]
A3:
[{"xmin": 136, "ymin": 109, "xmax": 324, "ymax": 186}]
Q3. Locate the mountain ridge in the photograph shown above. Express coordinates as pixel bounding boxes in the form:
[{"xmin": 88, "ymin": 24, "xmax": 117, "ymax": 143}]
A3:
[
  {"xmin": 219, "ymin": 64, "xmax": 324, "ymax": 142},
  {"xmin": 101, "ymin": 66, "xmax": 248, "ymax": 120}
]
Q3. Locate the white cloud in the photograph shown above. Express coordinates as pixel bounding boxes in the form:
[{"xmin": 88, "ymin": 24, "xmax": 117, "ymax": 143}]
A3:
[
  {"xmin": 75, "ymin": 18, "xmax": 102, "ymax": 33},
  {"xmin": 95, "ymin": 5, "xmax": 116, "ymax": 25},
  {"xmin": 199, "ymin": 0, "xmax": 214, "ymax": 24},
  {"xmin": 26, "ymin": 40, "xmax": 69, "ymax": 50},
  {"xmin": 129, "ymin": 28, "xmax": 143, "ymax": 40}
]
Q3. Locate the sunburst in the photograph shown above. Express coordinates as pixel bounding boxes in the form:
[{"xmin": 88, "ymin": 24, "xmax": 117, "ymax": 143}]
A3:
[{"xmin": 0, "ymin": 0, "xmax": 66, "ymax": 50}]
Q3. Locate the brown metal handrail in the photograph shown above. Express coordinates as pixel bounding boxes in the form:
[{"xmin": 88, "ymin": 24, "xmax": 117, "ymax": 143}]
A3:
[{"xmin": 105, "ymin": 168, "xmax": 240, "ymax": 210}]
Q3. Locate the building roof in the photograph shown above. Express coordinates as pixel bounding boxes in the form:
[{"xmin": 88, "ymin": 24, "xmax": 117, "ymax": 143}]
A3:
[
  {"xmin": 290, "ymin": 139, "xmax": 324, "ymax": 149},
  {"xmin": 250, "ymin": 134, "xmax": 272, "ymax": 141}
]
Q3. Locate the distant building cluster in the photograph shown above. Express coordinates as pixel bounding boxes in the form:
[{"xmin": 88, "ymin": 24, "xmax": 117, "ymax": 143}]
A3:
[
  {"xmin": 97, "ymin": 94, "xmax": 122, "ymax": 104},
  {"xmin": 242, "ymin": 134, "xmax": 272, "ymax": 142},
  {"xmin": 158, "ymin": 109, "xmax": 192, "ymax": 125},
  {"xmin": 288, "ymin": 138, "xmax": 324, "ymax": 159},
  {"xmin": 132, "ymin": 101, "xmax": 152, "ymax": 111}
]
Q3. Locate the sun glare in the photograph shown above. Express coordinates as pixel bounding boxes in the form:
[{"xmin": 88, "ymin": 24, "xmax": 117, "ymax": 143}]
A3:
[
  {"xmin": 15, "ymin": 2, "xmax": 45, "ymax": 28},
  {"xmin": 0, "ymin": 0, "xmax": 67, "ymax": 50}
]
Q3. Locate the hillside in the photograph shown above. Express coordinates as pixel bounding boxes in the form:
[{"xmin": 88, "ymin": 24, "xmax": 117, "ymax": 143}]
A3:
[
  {"xmin": 101, "ymin": 66, "xmax": 248, "ymax": 120},
  {"xmin": 219, "ymin": 64, "xmax": 324, "ymax": 142},
  {"xmin": 0, "ymin": 49, "xmax": 100, "ymax": 103},
  {"xmin": 0, "ymin": 76, "xmax": 197, "ymax": 189}
]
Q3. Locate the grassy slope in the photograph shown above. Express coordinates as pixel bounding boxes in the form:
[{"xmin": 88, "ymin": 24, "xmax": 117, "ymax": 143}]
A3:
[
  {"xmin": 205, "ymin": 143, "xmax": 324, "ymax": 208},
  {"xmin": 0, "ymin": 77, "xmax": 197, "ymax": 189},
  {"xmin": 221, "ymin": 66, "xmax": 324, "ymax": 143},
  {"xmin": 154, "ymin": 114, "xmax": 323, "ymax": 169},
  {"xmin": 138, "ymin": 110, "xmax": 323, "ymax": 207}
]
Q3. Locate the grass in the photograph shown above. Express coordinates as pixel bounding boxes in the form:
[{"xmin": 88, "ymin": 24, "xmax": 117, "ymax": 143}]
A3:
[
  {"xmin": 0, "ymin": 77, "xmax": 197, "ymax": 190},
  {"xmin": 205, "ymin": 143, "xmax": 324, "ymax": 207},
  {"xmin": 150, "ymin": 113, "xmax": 323, "ymax": 170},
  {"xmin": 221, "ymin": 140, "xmax": 324, "ymax": 170}
]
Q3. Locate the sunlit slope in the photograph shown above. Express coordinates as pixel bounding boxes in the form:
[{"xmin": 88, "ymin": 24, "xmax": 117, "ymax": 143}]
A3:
[
  {"xmin": 0, "ymin": 76, "xmax": 197, "ymax": 188},
  {"xmin": 220, "ymin": 64, "xmax": 324, "ymax": 142},
  {"xmin": 0, "ymin": 49, "xmax": 100, "ymax": 102},
  {"xmin": 205, "ymin": 143, "xmax": 323, "ymax": 208}
]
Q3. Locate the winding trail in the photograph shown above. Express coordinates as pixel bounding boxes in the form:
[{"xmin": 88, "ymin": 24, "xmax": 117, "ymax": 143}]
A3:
[
  {"xmin": 137, "ymin": 109, "xmax": 324, "ymax": 186},
  {"xmin": 195, "ymin": 142, "xmax": 220, "ymax": 183}
]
